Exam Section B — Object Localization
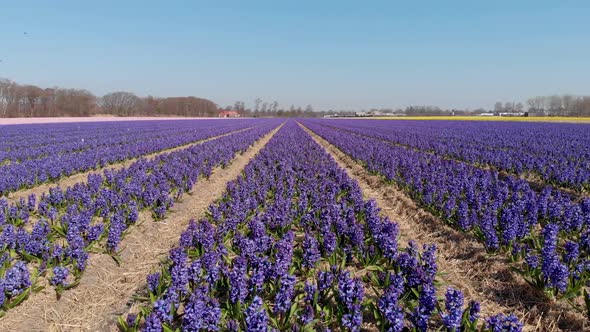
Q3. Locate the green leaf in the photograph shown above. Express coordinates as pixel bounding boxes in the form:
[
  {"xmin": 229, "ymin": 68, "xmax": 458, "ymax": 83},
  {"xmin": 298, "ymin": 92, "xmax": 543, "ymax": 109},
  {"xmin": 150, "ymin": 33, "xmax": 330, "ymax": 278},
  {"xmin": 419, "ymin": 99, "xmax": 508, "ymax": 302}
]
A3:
[
  {"xmin": 287, "ymin": 301, "xmax": 299, "ymax": 323},
  {"xmin": 162, "ymin": 324, "xmax": 178, "ymax": 332},
  {"xmin": 365, "ymin": 265, "xmax": 384, "ymax": 272},
  {"xmin": 7, "ymin": 288, "xmax": 31, "ymax": 309},
  {"xmin": 268, "ymin": 316, "xmax": 279, "ymax": 327},
  {"xmin": 117, "ymin": 316, "xmax": 128, "ymax": 331}
]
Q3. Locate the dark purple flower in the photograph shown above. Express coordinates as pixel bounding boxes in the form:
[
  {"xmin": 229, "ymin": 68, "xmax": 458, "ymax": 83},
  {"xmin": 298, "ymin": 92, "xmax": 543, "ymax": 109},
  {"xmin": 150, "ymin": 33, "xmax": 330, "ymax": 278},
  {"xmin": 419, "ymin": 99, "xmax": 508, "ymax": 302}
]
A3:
[
  {"xmin": 525, "ymin": 250, "xmax": 539, "ymax": 269},
  {"xmin": 144, "ymin": 312, "xmax": 163, "ymax": 332},
  {"xmin": 485, "ymin": 313, "xmax": 523, "ymax": 332},
  {"xmin": 50, "ymin": 266, "xmax": 69, "ymax": 287},
  {"xmin": 304, "ymin": 282, "xmax": 317, "ymax": 303},
  {"xmin": 226, "ymin": 319, "xmax": 239, "ymax": 332},
  {"xmin": 317, "ymin": 270, "xmax": 334, "ymax": 292},
  {"xmin": 126, "ymin": 313, "xmax": 137, "ymax": 327},
  {"xmin": 152, "ymin": 298, "xmax": 172, "ymax": 322},
  {"xmin": 0, "ymin": 280, "xmax": 5, "ymax": 307},
  {"xmin": 341, "ymin": 304, "xmax": 363, "ymax": 332},
  {"xmin": 299, "ymin": 304, "xmax": 315, "ymax": 325},
  {"xmin": 274, "ymin": 274, "xmax": 296, "ymax": 314},
  {"xmin": 410, "ymin": 283, "xmax": 436, "ymax": 331},
  {"xmin": 337, "ymin": 270, "xmax": 364, "ymax": 310},
  {"xmin": 245, "ymin": 296, "xmax": 268, "ymax": 332},
  {"xmin": 378, "ymin": 283, "xmax": 404, "ymax": 331},
  {"xmin": 468, "ymin": 300, "xmax": 480, "ymax": 323},
  {"xmin": 229, "ymin": 256, "xmax": 248, "ymax": 304},
  {"xmin": 563, "ymin": 241, "xmax": 579, "ymax": 264},
  {"xmin": 302, "ymin": 233, "xmax": 321, "ymax": 268},
  {"xmin": 86, "ymin": 223, "xmax": 104, "ymax": 243},
  {"xmin": 147, "ymin": 272, "xmax": 161, "ymax": 293},
  {"xmin": 321, "ymin": 229, "xmax": 337, "ymax": 255},
  {"xmin": 3, "ymin": 261, "xmax": 31, "ymax": 296},
  {"xmin": 182, "ymin": 289, "xmax": 221, "ymax": 331},
  {"xmin": 441, "ymin": 287, "xmax": 464, "ymax": 330}
]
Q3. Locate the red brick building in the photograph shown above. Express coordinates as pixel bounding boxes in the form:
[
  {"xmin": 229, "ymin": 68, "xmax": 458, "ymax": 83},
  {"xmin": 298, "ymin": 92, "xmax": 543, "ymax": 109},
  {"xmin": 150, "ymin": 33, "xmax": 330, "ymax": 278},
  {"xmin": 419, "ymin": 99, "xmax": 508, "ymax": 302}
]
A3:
[{"xmin": 218, "ymin": 110, "xmax": 241, "ymax": 118}]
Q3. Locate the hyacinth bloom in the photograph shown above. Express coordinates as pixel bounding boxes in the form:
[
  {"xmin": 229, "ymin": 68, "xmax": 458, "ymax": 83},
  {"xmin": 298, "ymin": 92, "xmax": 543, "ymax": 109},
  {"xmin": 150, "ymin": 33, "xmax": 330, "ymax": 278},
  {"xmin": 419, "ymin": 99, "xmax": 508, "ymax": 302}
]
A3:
[
  {"xmin": 300, "ymin": 119, "xmax": 590, "ymax": 307},
  {"xmin": 485, "ymin": 313, "xmax": 524, "ymax": 332},
  {"xmin": 468, "ymin": 300, "xmax": 481, "ymax": 323},
  {"xmin": 115, "ymin": 121, "xmax": 524, "ymax": 331},
  {"xmin": 147, "ymin": 272, "xmax": 161, "ymax": 293},
  {"xmin": 0, "ymin": 120, "xmax": 270, "ymax": 196},
  {"xmin": 274, "ymin": 274, "xmax": 296, "ymax": 314},
  {"xmin": 245, "ymin": 296, "xmax": 268, "ymax": 332},
  {"xmin": 0, "ymin": 120, "xmax": 280, "ymax": 313},
  {"xmin": 441, "ymin": 288, "xmax": 464, "ymax": 330},
  {"xmin": 378, "ymin": 282, "xmax": 404, "ymax": 331},
  {"xmin": 3, "ymin": 261, "xmax": 31, "ymax": 297},
  {"xmin": 50, "ymin": 266, "xmax": 69, "ymax": 287},
  {"xmin": 182, "ymin": 289, "xmax": 221, "ymax": 331}
]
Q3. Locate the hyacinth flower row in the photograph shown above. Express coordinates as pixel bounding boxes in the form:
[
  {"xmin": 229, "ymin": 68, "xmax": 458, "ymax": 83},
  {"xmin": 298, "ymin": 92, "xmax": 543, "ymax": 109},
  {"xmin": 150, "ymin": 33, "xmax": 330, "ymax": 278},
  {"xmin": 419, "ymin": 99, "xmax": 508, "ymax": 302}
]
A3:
[
  {"xmin": 0, "ymin": 121, "xmax": 281, "ymax": 314},
  {"xmin": 310, "ymin": 119, "xmax": 590, "ymax": 192},
  {"xmin": 0, "ymin": 119, "xmax": 267, "ymax": 196},
  {"xmin": 120, "ymin": 121, "xmax": 521, "ymax": 332},
  {"xmin": 0, "ymin": 120, "xmax": 232, "ymax": 162},
  {"xmin": 0, "ymin": 120, "xmax": 260, "ymax": 160},
  {"xmin": 301, "ymin": 120, "xmax": 590, "ymax": 313}
]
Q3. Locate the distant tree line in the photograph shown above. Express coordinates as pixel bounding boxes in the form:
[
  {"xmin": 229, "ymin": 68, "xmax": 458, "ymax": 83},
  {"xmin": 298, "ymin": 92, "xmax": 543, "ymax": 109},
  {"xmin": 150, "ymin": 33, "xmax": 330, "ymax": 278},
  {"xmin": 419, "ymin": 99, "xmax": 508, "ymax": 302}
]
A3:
[
  {"xmin": 525, "ymin": 95, "xmax": 590, "ymax": 116},
  {"xmin": 224, "ymin": 99, "xmax": 354, "ymax": 118},
  {"xmin": 0, "ymin": 78, "xmax": 217, "ymax": 118},
  {"xmin": 491, "ymin": 96, "xmax": 590, "ymax": 116},
  {"xmin": 3, "ymin": 78, "xmax": 590, "ymax": 118}
]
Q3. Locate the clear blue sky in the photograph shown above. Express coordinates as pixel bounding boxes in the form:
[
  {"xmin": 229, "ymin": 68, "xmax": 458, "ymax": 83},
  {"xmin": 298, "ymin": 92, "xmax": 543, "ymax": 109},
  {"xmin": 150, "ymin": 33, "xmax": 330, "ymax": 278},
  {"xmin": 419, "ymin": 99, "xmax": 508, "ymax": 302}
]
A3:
[{"xmin": 1, "ymin": 1, "xmax": 589, "ymax": 110}]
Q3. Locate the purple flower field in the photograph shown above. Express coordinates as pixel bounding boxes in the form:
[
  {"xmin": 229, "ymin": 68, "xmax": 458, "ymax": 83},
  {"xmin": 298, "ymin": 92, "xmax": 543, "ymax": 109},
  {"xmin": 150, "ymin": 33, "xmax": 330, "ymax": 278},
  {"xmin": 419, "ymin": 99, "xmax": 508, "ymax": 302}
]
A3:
[
  {"xmin": 3, "ymin": 118, "xmax": 590, "ymax": 330},
  {"xmin": 119, "ymin": 121, "xmax": 524, "ymax": 331},
  {"xmin": 0, "ymin": 119, "xmax": 264, "ymax": 195}
]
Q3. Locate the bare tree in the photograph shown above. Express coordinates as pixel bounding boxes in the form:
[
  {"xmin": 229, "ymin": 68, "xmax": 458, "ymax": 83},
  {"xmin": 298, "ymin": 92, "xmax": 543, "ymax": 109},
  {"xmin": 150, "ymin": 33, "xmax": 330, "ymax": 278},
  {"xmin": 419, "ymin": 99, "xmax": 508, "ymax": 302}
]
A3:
[
  {"xmin": 562, "ymin": 95, "xmax": 575, "ymax": 115},
  {"xmin": 548, "ymin": 95, "xmax": 562, "ymax": 114},
  {"xmin": 55, "ymin": 89, "xmax": 96, "ymax": 116},
  {"xmin": 504, "ymin": 102, "xmax": 514, "ymax": 113},
  {"xmin": 527, "ymin": 96, "xmax": 545, "ymax": 112},
  {"xmin": 494, "ymin": 102, "xmax": 504, "ymax": 113},
  {"xmin": 254, "ymin": 98, "xmax": 262, "ymax": 113},
  {"xmin": 23, "ymin": 85, "xmax": 44, "ymax": 117},
  {"xmin": 233, "ymin": 101, "xmax": 245, "ymax": 112},
  {"xmin": 99, "ymin": 91, "xmax": 141, "ymax": 116},
  {"xmin": 0, "ymin": 79, "xmax": 12, "ymax": 116}
]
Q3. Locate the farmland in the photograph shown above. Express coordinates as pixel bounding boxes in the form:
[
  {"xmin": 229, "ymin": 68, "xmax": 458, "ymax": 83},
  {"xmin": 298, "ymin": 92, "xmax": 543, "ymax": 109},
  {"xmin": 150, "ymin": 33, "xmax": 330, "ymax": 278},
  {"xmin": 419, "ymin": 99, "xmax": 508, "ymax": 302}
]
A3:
[{"xmin": 0, "ymin": 118, "xmax": 589, "ymax": 331}]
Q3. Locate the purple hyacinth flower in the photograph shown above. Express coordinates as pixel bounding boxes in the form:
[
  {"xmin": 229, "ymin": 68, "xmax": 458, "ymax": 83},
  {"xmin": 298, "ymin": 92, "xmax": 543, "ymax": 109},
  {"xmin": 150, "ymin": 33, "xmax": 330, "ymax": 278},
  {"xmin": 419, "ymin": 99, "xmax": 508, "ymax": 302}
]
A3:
[
  {"xmin": 245, "ymin": 296, "xmax": 268, "ymax": 332},
  {"xmin": 50, "ymin": 266, "xmax": 69, "ymax": 287}
]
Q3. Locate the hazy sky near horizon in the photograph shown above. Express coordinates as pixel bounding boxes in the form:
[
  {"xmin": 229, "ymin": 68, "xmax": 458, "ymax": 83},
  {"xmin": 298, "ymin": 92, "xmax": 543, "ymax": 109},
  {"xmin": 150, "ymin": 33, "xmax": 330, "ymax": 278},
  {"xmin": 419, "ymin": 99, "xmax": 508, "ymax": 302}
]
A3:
[{"xmin": 1, "ymin": 1, "xmax": 589, "ymax": 111}]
